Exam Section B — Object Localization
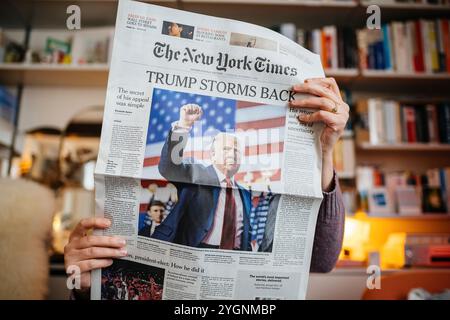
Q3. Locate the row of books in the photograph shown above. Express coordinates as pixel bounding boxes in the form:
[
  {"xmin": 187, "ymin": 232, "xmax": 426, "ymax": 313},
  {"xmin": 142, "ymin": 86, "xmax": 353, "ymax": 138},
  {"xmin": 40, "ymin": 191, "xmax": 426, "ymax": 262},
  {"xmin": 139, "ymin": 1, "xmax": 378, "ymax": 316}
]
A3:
[
  {"xmin": 356, "ymin": 166, "xmax": 450, "ymax": 215},
  {"xmin": 273, "ymin": 24, "xmax": 358, "ymax": 69},
  {"xmin": 0, "ymin": 86, "xmax": 16, "ymax": 124},
  {"xmin": 276, "ymin": 20, "xmax": 450, "ymax": 74},
  {"xmin": 355, "ymin": 99, "xmax": 450, "ymax": 145},
  {"xmin": 333, "ymin": 135, "xmax": 356, "ymax": 177},
  {"xmin": 357, "ymin": 19, "xmax": 450, "ymax": 73}
]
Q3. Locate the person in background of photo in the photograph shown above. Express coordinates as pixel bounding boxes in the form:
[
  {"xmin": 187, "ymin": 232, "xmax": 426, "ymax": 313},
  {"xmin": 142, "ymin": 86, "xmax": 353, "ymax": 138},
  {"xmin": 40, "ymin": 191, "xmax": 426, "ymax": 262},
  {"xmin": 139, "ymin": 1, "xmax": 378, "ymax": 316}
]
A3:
[
  {"xmin": 138, "ymin": 200, "xmax": 166, "ymax": 238},
  {"xmin": 113, "ymin": 279, "xmax": 128, "ymax": 300},
  {"xmin": 64, "ymin": 77, "xmax": 349, "ymax": 298},
  {"xmin": 127, "ymin": 287, "xmax": 139, "ymax": 300}
]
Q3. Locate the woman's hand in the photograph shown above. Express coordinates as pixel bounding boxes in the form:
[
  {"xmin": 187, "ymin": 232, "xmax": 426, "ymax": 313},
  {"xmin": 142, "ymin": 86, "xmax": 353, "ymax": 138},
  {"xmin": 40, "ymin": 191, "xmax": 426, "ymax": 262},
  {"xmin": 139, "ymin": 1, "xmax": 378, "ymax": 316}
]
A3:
[
  {"xmin": 290, "ymin": 77, "xmax": 349, "ymax": 192},
  {"xmin": 64, "ymin": 217, "xmax": 127, "ymax": 292}
]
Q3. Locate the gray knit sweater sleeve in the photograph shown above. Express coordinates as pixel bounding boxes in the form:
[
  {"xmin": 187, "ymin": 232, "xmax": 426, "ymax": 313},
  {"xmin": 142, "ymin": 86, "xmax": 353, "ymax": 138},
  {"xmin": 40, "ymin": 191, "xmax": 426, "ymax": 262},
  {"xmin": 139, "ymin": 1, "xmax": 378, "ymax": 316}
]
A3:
[{"xmin": 310, "ymin": 171, "xmax": 345, "ymax": 273}]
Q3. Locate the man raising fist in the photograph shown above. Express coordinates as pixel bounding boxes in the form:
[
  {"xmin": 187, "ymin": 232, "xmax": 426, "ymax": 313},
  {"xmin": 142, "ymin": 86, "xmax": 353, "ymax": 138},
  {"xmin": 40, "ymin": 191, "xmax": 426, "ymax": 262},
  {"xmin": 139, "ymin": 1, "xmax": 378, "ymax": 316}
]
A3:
[{"xmin": 154, "ymin": 103, "xmax": 252, "ymax": 251}]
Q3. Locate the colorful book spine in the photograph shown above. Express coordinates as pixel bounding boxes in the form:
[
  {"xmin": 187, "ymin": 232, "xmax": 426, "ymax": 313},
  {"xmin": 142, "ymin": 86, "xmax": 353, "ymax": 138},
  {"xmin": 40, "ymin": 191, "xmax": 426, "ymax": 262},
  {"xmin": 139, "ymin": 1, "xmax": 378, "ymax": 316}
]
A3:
[{"xmin": 382, "ymin": 24, "xmax": 392, "ymax": 70}]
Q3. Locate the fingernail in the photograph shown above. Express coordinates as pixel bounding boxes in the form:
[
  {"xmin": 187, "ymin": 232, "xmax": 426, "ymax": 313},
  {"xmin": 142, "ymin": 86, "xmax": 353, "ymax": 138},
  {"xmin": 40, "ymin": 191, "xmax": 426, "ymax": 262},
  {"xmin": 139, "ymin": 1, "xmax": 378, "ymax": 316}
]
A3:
[
  {"xmin": 104, "ymin": 219, "xmax": 111, "ymax": 226},
  {"xmin": 119, "ymin": 249, "xmax": 127, "ymax": 256},
  {"xmin": 298, "ymin": 114, "xmax": 306, "ymax": 121},
  {"xmin": 116, "ymin": 238, "xmax": 126, "ymax": 245}
]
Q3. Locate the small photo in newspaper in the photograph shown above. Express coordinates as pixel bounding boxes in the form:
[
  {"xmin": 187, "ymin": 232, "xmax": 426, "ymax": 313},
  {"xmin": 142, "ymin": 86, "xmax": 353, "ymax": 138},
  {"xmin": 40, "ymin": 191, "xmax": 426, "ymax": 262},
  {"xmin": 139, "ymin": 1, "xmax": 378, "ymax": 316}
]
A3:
[
  {"xmin": 101, "ymin": 259, "xmax": 165, "ymax": 300},
  {"xmin": 229, "ymin": 32, "xmax": 277, "ymax": 51},
  {"xmin": 137, "ymin": 179, "xmax": 282, "ymax": 253},
  {"xmin": 161, "ymin": 20, "xmax": 195, "ymax": 39}
]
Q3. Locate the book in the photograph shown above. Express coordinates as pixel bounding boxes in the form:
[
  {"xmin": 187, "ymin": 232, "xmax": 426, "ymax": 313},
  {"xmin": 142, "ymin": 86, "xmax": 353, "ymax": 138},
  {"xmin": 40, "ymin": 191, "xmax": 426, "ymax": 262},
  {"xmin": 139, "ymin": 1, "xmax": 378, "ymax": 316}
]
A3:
[
  {"xmin": 439, "ymin": 168, "xmax": 450, "ymax": 213},
  {"xmin": 421, "ymin": 20, "xmax": 433, "ymax": 73},
  {"xmin": 382, "ymin": 24, "xmax": 393, "ymax": 71},
  {"xmin": 413, "ymin": 20, "xmax": 425, "ymax": 72},
  {"xmin": 415, "ymin": 105, "xmax": 429, "ymax": 143},
  {"xmin": 368, "ymin": 187, "xmax": 395, "ymax": 215},
  {"xmin": 402, "ymin": 106, "xmax": 418, "ymax": 143},
  {"xmin": 357, "ymin": 29, "xmax": 368, "ymax": 70},
  {"xmin": 428, "ymin": 20, "xmax": 440, "ymax": 72},
  {"xmin": 357, "ymin": 18, "xmax": 450, "ymax": 74},
  {"xmin": 384, "ymin": 100, "xmax": 402, "ymax": 144},
  {"xmin": 436, "ymin": 19, "xmax": 447, "ymax": 71},
  {"xmin": 368, "ymin": 99, "xmax": 386, "ymax": 145},
  {"xmin": 422, "ymin": 187, "xmax": 446, "ymax": 213},
  {"xmin": 425, "ymin": 104, "xmax": 439, "ymax": 143},
  {"xmin": 285, "ymin": 25, "xmax": 358, "ymax": 70},
  {"xmin": 438, "ymin": 103, "xmax": 450, "ymax": 143},
  {"xmin": 396, "ymin": 186, "xmax": 422, "ymax": 215},
  {"xmin": 442, "ymin": 19, "xmax": 450, "ymax": 73}
]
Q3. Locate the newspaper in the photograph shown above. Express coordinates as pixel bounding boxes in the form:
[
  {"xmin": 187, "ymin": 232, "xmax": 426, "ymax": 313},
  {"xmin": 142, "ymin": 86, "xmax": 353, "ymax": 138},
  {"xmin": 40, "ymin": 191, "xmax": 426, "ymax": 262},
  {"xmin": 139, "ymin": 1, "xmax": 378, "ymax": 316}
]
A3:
[{"xmin": 91, "ymin": 0, "xmax": 325, "ymax": 300}]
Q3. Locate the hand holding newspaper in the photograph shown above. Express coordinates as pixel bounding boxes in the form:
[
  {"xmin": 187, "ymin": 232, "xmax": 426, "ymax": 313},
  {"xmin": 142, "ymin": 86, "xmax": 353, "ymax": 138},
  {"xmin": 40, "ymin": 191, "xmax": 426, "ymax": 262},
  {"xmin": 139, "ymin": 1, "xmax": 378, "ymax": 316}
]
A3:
[{"xmin": 92, "ymin": 0, "xmax": 327, "ymax": 300}]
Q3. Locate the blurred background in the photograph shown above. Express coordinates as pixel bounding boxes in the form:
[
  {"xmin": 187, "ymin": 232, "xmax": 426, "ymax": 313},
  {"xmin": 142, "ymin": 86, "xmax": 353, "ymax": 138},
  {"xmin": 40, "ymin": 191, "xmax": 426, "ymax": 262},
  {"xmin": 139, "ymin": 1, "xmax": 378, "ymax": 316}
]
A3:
[{"xmin": 0, "ymin": 0, "xmax": 449, "ymax": 300}]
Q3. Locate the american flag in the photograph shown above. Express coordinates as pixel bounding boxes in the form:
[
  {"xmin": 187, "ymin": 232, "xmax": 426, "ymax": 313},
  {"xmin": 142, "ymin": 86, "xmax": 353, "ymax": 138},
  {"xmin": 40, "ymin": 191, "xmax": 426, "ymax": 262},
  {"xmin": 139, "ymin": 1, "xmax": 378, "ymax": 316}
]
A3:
[
  {"xmin": 143, "ymin": 88, "xmax": 286, "ymax": 191},
  {"xmin": 250, "ymin": 191, "xmax": 273, "ymax": 249}
]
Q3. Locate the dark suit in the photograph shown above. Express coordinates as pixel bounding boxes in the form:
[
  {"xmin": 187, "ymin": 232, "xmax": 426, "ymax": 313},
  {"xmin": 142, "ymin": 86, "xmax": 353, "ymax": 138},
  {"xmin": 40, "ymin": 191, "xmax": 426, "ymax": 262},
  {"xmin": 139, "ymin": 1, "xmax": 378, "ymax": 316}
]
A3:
[
  {"xmin": 138, "ymin": 221, "xmax": 154, "ymax": 238},
  {"xmin": 152, "ymin": 129, "xmax": 252, "ymax": 250}
]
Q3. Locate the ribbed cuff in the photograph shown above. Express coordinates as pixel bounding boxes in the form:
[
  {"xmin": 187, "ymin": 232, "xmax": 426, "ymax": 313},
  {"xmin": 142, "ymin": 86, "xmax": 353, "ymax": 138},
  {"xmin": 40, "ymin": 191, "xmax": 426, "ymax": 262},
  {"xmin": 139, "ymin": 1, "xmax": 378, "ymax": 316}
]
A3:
[{"xmin": 319, "ymin": 170, "xmax": 345, "ymax": 223}]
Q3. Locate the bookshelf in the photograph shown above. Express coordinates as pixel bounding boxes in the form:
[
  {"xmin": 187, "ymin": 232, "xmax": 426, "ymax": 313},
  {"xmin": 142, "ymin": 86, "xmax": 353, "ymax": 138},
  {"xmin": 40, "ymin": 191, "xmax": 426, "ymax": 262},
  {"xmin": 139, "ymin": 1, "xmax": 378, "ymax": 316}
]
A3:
[
  {"xmin": 0, "ymin": 63, "xmax": 109, "ymax": 86},
  {"xmin": 2, "ymin": 63, "xmax": 450, "ymax": 89},
  {"xmin": 364, "ymin": 213, "xmax": 450, "ymax": 219},
  {"xmin": 1, "ymin": 1, "xmax": 448, "ymax": 28},
  {"xmin": 0, "ymin": 0, "xmax": 449, "ymax": 182},
  {"xmin": 357, "ymin": 142, "xmax": 450, "ymax": 151},
  {"xmin": 360, "ymin": 70, "xmax": 450, "ymax": 79},
  {"xmin": 362, "ymin": 1, "xmax": 450, "ymax": 11},
  {"xmin": 1, "ymin": 0, "xmax": 450, "ymax": 278},
  {"xmin": 182, "ymin": 0, "xmax": 358, "ymax": 6}
]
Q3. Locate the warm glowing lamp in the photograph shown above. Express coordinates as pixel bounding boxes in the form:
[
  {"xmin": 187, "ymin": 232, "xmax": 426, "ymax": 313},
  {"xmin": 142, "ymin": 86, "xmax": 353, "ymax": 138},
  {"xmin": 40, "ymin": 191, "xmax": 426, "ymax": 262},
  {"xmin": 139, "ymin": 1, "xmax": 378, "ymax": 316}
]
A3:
[
  {"xmin": 340, "ymin": 216, "xmax": 371, "ymax": 262},
  {"xmin": 381, "ymin": 232, "xmax": 407, "ymax": 269}
]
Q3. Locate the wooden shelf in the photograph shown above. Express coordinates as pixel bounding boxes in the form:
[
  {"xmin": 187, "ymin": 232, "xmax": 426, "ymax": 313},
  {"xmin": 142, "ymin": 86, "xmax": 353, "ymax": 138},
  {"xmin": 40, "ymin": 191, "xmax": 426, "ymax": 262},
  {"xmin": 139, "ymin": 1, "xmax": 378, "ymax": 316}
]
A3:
[
  {"xmin": 364, "ymin": 213, "xmax": 450, "ymax": 220},
  {"xmin": 2, "ymin": 63, "xmax": 450, "ymax": 90},
  {"xmin": 325, "ymin": 68, "xmax": 359, "ymax": 84},
  {"xmin": 361, "ymin": 70, "xmax": 450, "ymax": 80},
  {"xmin": 1, "ymin": 0, "xmax": 448, "ymax": 29},
  {"xmin": 362, "ymin": 1, "xmax": 450, "ymax": 11},
  {"xmin": 337, "ymin": 172, "xmax": 355, "ymax": 179},
  {"xmin": 183, "ymin": 0, "xmax": 357, "ymax": 7},
  {"xmin": 357, "ymin": 143, "xmax": 450, "ymax": 152},
  {"xmin": 0, "ymin": 63, "xmax": 109, "ymax": 86},
  {"xmin": 353, "ymin": 70, "xmax": 450, "ymax": 93}
]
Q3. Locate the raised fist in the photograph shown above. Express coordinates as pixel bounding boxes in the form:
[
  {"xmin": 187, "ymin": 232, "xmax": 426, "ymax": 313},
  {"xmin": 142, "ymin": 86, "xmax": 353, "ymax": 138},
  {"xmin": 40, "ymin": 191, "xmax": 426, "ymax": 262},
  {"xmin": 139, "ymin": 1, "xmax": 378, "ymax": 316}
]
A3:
[{"xmin": 179, "ymin": 104, "xmax": 203, "ymax": 128}]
